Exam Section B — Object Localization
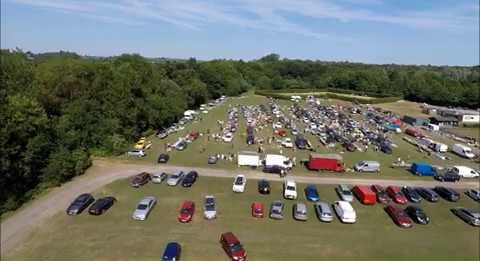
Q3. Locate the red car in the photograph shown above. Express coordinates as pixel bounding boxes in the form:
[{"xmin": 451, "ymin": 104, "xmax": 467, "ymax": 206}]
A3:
[
  {"xmin": 251, "ymin": 202, "xmax": 264, "ymax": 218},
  {"xmin": 384, "ymin": 204, "xmax": 414, "ymax": 228},
  {"xmin": 371, "ymin": 184, "xmax": 390, "ymax": 204},
  {"xmin": 178, "ymin": 200, "xmax": 195, "ymax": 223},
  {"xmin": 220, "ymin": 232, "xmax": 247, "ymax": 261},
  {"xmin": 386, "ymin": 186, "xmax": 408, "ymax": 204}
]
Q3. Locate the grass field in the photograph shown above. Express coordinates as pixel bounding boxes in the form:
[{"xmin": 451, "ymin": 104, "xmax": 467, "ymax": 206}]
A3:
[
  {"xmin": 277, "ymin": 92, "xmax": 376, "ymax": 100},
  {"xmin": 7, "ymin": 176, "xmax": 479, "ymax": 261},
  {"xmin": 373, "ymin": 100, "xmax": 426, "ymax": 117},
  {"xmin": 117, "ymin": 93, "xmax": 478, "ymax": 179}
]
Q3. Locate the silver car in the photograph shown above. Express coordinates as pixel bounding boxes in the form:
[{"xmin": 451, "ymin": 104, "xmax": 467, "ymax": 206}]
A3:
[
  {"xmin": 152, "ymin": 173, "xmax": 168, "ymax": 184},
  {"xmin": 293, "ymin": 202, "xmax": 308, "ymax": 221},
  {"xmin": 132, "ymin": 196, "xmax": 156, "ymax": 221},
  {"xmin": 336, "ymin": 184, "xmax": 354, "ymax": 202},
  {"xmin": 167, "ymin": 171, "xmax": 185, "ymax": 186},
  {"xmin": 465, "ymin": 189, "xmax": 480, "ymax": 201},
  {"xmin": 314, "ymin": 201, "xmax": 333, "ymax": 222},
  {"xmin": 203, "ymin": 195, "xmax": 217, "ymax": 220},
  {"xmin": 270, "ymin": 200, "xmax": 284, "ymax": 220},
  {"xmin": 452, "ymin": 208, "xmax": 480, "ymax": 226}
]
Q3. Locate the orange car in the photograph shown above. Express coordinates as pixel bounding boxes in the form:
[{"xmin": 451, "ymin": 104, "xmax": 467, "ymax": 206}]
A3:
[{"xmin": 251, "ymin": 202, "xmax": 264, "ymax": 218}]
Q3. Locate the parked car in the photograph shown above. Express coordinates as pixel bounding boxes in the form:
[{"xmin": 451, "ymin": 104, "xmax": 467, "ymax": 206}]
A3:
[
  {"xmin": 251, "ymin": 201, "xmax": 264, "ymax": 218},
  {"xmin": 352, "ymin": 185, "xmax": 376, "ymax": 205},
  {"xmin": 451, "ymin": 144, "xmax": 476, "ymax": 159},
  {"xmin": 127, "ymin": 149, "xmax": 146, "ymax": 157},
  {"xmin": 232, "ymin": 175, "xmax": 246, "ymax": 193},
  {"xmin": 434, "ymin": 186, "xmax": 460, "ymax": 202},
  {"xmin": 293, "ymin": 202, "xmax": 308, "ymax": 221},
  {"xmin": 270, "ymin": 200, "xmax": 285, "ymax": 220},
  {"xmin": 66, "ymin": 193, "xmax": 95, "ymax": 215},
  {"xmin": 181, "ymin": 171, "xmax": 198, "ymax": 187},
  {"xmin": 451, "ymin": 208, "xmax": 480, "ymax": 226},
  {"xmin": 257, "ymin": 179, "xmax": 271, "ymax": 194},
  {"xmin": 335, "ymin": 185, "xmax": 353, "ymax": 202},
  {"xmin": 416, "ymin": 187, "xmax": 439, "ymax": 202},
  {"xmin": 132, "ymin": 196, "xmax": 156, "ymax": 221},
  {"xmin": 283, "ymin": 179, "xmax": 297, "ymax": 200},
  {"xmin": 434, "ymin": 172, "xmax": 461, "ymax": 182},
  {"xmin": 465, "ymin": 189, "xmax": 480, "ymax": 201},
  {"xmin": 402, "ymin": 186, "xmax": 422, "ymax": 203},
  {"xmin": 354, "ymin": 160, "xmax": 380, "ymax": 172},
  {"xmin": 178, "ymin": 200, "xmax": 195, "ymax": 223},
  {"xmin": 333, "ymin": 201, "xmax": 356, "ymax": 223},
  {"xmin": 162, "ymin": 242, "xmax": 181, "ymax": 261},
  {"xmin": 167, "ymin": 171, "xmax": 185, "ymax": 186},
  {"xmin": 371, "ymin": 185, "xmax": 390, "ymax": 204},
  {"xmin": 405, "ymin": 205, "xmax": 430, "ymax": 225},
  {"xmin": 314, "ymin": 201, "xmax": 334, "ymax": 222},
  {"xmin": 157, "ymin": 153, "xmax": 170, "ymax": 163},
  {"xmin": 208, "ymin": 155, "xmax": 218, "ymax": 164},
  {"xmin": 384, "ymin": 204, "xmax": 413, "ymax": 228},
  {"xmin": 88, "ymin": 196, "xmax": 116, "ymax": 215},
  {"xmin": 130, "ymin": 172, "xmax": 151, "ymax": 188},
  {"xmin": 203, "ymin": 195, "xmax": 217, "ymax": 220},
  {"xmin": 152, "ymin": 173, "xmax": 168, "ymax": 183},
  {"xmin": 386, "ymin": 186, "xmax": 408, "ymax": 204},
  {"xmin": 220, "ymin": 232, "xmax": 247, "ymax": 261},
  {"xmin": 304, "ymin": 185, "xmax": 320, "ymax": 201}
]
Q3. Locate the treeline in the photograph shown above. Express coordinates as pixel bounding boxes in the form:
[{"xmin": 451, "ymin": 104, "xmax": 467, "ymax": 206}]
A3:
[{"xmin": 1, "ymin": 50, "xmax": 478, "ymax": 214}]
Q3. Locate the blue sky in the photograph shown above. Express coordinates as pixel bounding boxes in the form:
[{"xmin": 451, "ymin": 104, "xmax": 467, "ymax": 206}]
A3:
[{"xmin": 2, "ymin": 0, "xmax": 479, "ymax": 65}]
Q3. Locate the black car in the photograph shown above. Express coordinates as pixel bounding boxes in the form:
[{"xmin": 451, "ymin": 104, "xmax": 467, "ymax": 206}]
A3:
[
  {"xmin": 246, "ymin": 135, "xmax": 255, "ymax": 145},
  {"xmin": 181, "ymin": 171, "xmax": 198, "ymax": 187},
  {"xmin": 434, "ymin": 173, "xmax": 460, "ymax": 182},
  {"xmin": 158, "ymin": 153, "xmax": 170, "ymax": 163},
  {"xmin": 88, "ymin": 197, "xmax": 116, "ymax": 215},
  {"xmin": 263, "ymin": 165, "xmax": 286, "ymax": 176},
  {"xmin": 66, "ymin": 193, "xmax": 95, "ymax": 215},
  {"xmin": 258, "ymin": 179, "xmax": 271, "ymax": 194},
  {"xmin": 402, "ymin": 186, "xmax": 422, "ymax": 203},
  {"xmin": 416, "ymin": 187, "xmax": 439, "ymax": 202},
  {"xmin": 434, "ymin": 186, "xmax": 460, "ymax": 202},
  {"xmin": 405, "ymin": 205, "xmax": 430, "ymax": 225}
]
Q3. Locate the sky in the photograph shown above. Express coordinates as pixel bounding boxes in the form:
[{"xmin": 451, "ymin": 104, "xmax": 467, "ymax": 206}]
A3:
[{"xmin": 1, "ymin": 0, "xmax": 479, "ymax": 65}]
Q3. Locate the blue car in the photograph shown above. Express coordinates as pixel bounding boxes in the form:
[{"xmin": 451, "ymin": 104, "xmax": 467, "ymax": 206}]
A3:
[
  {"xmin": 305, "ymin": 185, "xmax": 320, "ymax": 201},
  {"xmin": 163, "ymin": 242, "xmax": 181, "ymax": 261}
]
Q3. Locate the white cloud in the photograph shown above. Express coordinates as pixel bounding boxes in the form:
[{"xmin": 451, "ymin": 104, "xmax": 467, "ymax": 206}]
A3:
[{"xmin": 8, "ymin": 0, "xmax": 479, "ymax": 39}]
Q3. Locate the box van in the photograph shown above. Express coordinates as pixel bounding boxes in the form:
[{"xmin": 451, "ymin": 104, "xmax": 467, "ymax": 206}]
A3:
[
  {"xmin": 352, "ymin": 185, "xmax": 376, "ymax": 205},
  {"xmin": 452, "ymin": 144, "xmax": 475, "ymax": 159},
  {"xmin": 307, "ymin": 154, "xmax": 345, "ymax": 172},
  {"xmin": 354, "ymin": 161, "xmax": 380, "ymax": 173},
  {"xmin": 410, "ymin": 162, "xmax": 436, "ymax": 176}
]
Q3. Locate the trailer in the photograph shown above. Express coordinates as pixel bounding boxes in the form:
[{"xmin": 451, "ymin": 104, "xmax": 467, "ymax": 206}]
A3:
[
  {"xmin": 307, "ymin": 153, "xmax": 345, "ymax": 172},
  {"xmin": 410, "ymin": 162, "xmax": 436, "ymax": 176},
  {"xmin": 237, "ymin": 151, "xmax": 261, "ymax": 167}
]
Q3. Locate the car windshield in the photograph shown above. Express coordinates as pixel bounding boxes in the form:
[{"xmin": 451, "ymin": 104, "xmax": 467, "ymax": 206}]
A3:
[
  {"xmin": 181, "ymin": 208, "xmax": 191, "ymax": 214},
  {"xmin": 230, "ymin": 244, "xmax": 243, "ymax": 252},
  {"xmin": 137, "ymin": 204, "xmax": 148, "ymax": 210},
  {"xmin": 254, "ymin": 208, "xmax": 262, "ymax": 213},
  {"xmin": 235, "ymin": 177, "xmax": 244, "ymax": 185},
  {"xmin": 287, "ymin": 186, "xmax": 295, "ymax": 191},
  {"xmin": 171, "ymin": 174, "xmax": 180, "ymax": 179}
]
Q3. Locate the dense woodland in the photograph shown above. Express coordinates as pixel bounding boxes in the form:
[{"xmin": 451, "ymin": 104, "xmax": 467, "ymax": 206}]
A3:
[{"xmin": 1, "ymin": 50, "xmax": 479, "ymax": 213}]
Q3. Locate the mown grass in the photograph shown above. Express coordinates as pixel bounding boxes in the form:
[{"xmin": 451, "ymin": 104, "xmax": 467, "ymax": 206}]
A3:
[
  {"xmin": 117, "ymin": 93, "xmax": 478, "ymax": 180},
  {"xmin": 7, "ymin": 176, "xmax": 479, "ymax": 261}
]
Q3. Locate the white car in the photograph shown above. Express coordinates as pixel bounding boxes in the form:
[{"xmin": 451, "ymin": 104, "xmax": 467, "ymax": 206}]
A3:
[
  {"xmin": 232, "ymin": 175, "xmax": 246, "ymax": 193},
  {"xmin": 282, "ymin": 138, "xmax": 294, "ymax": 148},
  {"xmin": 222, "ymin": 132, "xmax": 234, "ymax": 142},
  {"xmin": 203, "ymin": 195, "xmax": 217, "ymax": 219},
  {"xmin": 127, "ymin": 149, "xmax": 145, "ymax": 157},
  {"xmin": 333, "ymin": 201, "xmax": 356, "ymax": 223},
  {"xmin": 273, "ymin": 122, "xmax": 283, "ymax": 129},
  {"xmin": 450, "ymin": 166, "xmax": 479, "ymax": 178},
  {"xmin": 167, "ymin": 171, "xmax": 185, "ymax": 186},
  {"xmin": 132, "ymin": 196, "xmax": 156, "ymax": 221},
  {"xmin": 283, "ymin": 179, "xmax": 297, "ymax": 200}
]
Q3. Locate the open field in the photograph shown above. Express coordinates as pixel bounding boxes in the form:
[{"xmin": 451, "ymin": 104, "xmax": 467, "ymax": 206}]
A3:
[
  {"xmin": 374, "ymin": 100, "xmax": 426, "ymax": 117},
  {"xmin": 6, "ymin": 176, "xmax": 479, "ymax": 261},
  {"xmin": 276, "ymin": 91, "xmax": 376, "ymax": 100},
  {"xmin": 119, "ymin": 93, "xmax": 479, "ymax": 179},
  {"xmin": 445, "ymin": 127, "xmax": 480, "ymax": 141}
]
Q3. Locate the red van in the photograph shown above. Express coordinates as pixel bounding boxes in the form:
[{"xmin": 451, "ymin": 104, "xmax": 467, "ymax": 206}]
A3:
[
  {"xmin": 352, "ymin": 185, "xmax": 376, "ymax": 205},
  {"xmin": 220, "ymin": 232, "xmax": 247, "ymax": 261},
  {"xmin": 307, "ymin": 154, "xmax": 345, "ymax": 172}
]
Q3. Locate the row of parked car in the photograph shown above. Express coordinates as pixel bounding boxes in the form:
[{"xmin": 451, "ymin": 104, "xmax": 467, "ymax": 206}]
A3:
[{"xmin": 129, "ymin": 171, "xmax": 199, "ymax": 188}]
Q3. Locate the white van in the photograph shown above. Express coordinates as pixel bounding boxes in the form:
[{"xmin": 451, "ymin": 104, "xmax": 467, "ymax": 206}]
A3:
[
  {"xmin": 452, "ymin": 144, "xmax": 476, "ymax": 159},
  {"xmin": 354, "ymin": 161, "xmax": 380, "ymax": 172},
  {"xmin": 430, "ymin": 142, "xmax": 448, "ymax": 153},
  {"xmin": 450, "ymin": 166, "xmax": 479, "ymax": 178}
]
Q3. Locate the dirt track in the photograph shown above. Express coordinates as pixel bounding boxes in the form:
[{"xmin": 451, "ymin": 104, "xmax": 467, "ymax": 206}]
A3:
[{"xmin": 1, "ymin": 159, "xmax": 479, "ymax": 257}]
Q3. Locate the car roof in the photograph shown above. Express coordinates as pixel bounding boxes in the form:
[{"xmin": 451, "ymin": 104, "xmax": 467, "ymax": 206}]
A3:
[
  {"xmin": 139, "ymin": 197, "xmax": 155, "ymax": 204},
  {"xmin": 164, "ymin": 242, "xmax": 180, "ymax": 256},
  {"xmin": 182, "ymin": 200, "xmax": 194, "ymax": 208},
  {"xmin": 222, "ymin": 232, "xmax": 240, "ymax": 244},
  {"xmin": 339, "ymin": 184, "xmax": 350, "ymax": 190},
  {"xmin": 295, "ymin": 203, "xmax": 307, "ymax": 211},
  {"xmin": 285, "ymin": 179, "xmax": 296, "ymax": 186},
  {"xmin": 336, "ymin": 201, "xmax": 353, "ymax": 210}
]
